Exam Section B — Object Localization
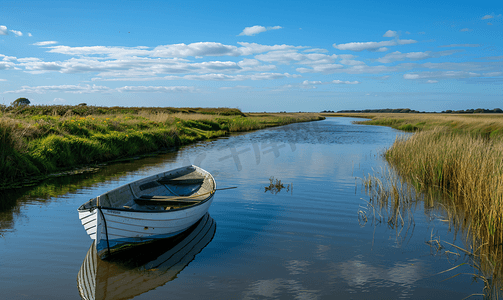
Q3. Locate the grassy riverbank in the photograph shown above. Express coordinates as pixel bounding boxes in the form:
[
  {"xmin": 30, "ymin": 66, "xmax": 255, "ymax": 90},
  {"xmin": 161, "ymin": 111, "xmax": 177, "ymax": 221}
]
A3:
[
  {"xmin": 323, "ymin": 112, "xmax": 503, "ymax": 138},
  {"xmin": 334, "ymin": 112, "xmax": 503, "ymax": 292},
  {"xmin": 0, "ymin": 105, "xmax": 323, "ymax": 190}
]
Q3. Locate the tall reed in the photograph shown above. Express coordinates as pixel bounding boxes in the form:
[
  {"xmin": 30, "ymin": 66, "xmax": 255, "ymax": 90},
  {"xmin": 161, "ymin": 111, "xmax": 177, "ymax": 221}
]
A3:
[{"xmin": 384, "ymin": 127, "xmax": 503, "ymax": 290}]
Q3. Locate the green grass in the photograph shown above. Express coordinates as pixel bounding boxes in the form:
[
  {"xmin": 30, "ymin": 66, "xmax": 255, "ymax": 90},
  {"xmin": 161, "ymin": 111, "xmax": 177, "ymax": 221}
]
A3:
[{"xmin": 0, "ymin": 106, "xmax": 323, "ymax": 189}]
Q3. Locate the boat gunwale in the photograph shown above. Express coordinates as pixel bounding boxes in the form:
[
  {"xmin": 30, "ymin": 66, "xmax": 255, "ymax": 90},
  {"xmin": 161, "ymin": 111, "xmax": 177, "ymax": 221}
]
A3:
[
  {"xmin": 79, "ymin": 194, "xmax": 214, "ymax": 214},
  {"xmin": 78, "ymin": 165, "xmax": 216, "ymax": 214}
]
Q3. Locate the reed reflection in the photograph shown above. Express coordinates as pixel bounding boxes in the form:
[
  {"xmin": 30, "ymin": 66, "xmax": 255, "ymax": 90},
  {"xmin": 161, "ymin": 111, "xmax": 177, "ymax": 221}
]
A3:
[{"xmin": 77, "ymin": 213, "xmax": 216, "ymax": 300}]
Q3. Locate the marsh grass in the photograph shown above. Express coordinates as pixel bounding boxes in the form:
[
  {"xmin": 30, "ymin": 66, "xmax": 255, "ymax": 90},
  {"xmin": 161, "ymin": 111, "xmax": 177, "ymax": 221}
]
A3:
[
  {"xmin": 264, "ymin": 176, "xmax": 292, "ymax": 194},
  {"xmin": 361, "ymin": 165, "xmax": 503, "ymax": 298},
  {"xmin": 341, "ymin": 112, "xmax": 503, "ymax": 297},
  {"xmin": 0, "ymin": 106, "xmax": 323, "ymax": 189},
  {"xmin": 386, "ymin": 127, "xmax": 503, "ymax": 283},
  {"xmin": 359, "ymin": 123, "xmax": 503, "ymax": 297},
  {"xmin": 327, "ymin": 113, "xmax": 503, "ymax": 139}
]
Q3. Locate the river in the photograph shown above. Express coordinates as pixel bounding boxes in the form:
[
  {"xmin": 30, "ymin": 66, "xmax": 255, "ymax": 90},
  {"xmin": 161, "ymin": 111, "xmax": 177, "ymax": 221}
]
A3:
[{"xmin": 0, "ymin": 117, "xmax": 485, "ymax": 299}]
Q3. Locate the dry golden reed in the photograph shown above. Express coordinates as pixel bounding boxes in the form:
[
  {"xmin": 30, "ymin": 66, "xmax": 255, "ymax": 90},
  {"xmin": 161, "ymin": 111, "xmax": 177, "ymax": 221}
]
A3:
[
  {"xmin": 384, "ymin": 127, "xmax": 503, "ymax": 293},
  {"xmin": 344, "ymin": 113, "xmax": 503, "ymax": 296},
  {"xmin": 328, "ymin": 112, "xmax": 503, "ymax": 139}
]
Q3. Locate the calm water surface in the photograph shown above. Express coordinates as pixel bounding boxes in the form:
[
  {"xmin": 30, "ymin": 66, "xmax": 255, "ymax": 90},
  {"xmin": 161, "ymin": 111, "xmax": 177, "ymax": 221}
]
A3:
[{"xmin": 0, "ymin": 118, "xmax": 485, "ymax": 299}]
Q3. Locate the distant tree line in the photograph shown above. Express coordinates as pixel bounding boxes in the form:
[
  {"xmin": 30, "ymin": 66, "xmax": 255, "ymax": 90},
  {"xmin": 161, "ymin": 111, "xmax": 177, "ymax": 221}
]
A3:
[
  {"xmin": 0, "ymin": 99, "xmax": 245, "ymax": 116},
  {"xmin": 440, "ymin": 108, "xmax": 503, "ymax": 114},
  {"xmin": 322, "ymin": 108, "xmax": 503, "ymax": 114}
]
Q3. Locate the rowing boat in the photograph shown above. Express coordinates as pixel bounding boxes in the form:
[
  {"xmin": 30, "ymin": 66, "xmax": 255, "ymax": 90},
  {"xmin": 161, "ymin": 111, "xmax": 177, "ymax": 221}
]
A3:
[{"xmin": 78, "ymin": 165, "xmax": 216, "ymax": 259}]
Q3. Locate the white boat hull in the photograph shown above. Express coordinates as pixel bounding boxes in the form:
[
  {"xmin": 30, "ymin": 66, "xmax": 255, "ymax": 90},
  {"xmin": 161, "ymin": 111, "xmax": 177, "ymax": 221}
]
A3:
[{"xmin": 78, "ymin": 165, "xmax": 216, "ymax": 259}]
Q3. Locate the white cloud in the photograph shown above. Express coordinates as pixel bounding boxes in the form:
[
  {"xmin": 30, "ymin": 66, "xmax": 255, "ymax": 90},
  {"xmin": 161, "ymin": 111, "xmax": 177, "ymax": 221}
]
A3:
[
  {"xmin": 219, "ymin": 85, "xmax": 252, "ymax": 90},
  {"xmin": 481, "ymin": 56, "xmax": 503, "ymax": 60},
  {"xmin": 483, "ymin": 72, "xmax": 503, "ymax": 76},
  {"xmin": 383, "ymin": 30, "xmax": 398, "ymax": 37},
  {"xmin": 326, "ymin": 64, "xmax": 399, "ymax": 74},
  {"xmin": 296, "ymin": 64, "xmax": 344, "ymax": 74},
  {"xmin": 237, "ymin": 42, "xmax": 304, "ymax": 56},
  {"xmin": 0, "ymin": 79, "xmax": 7, "ymax": 81},
  {"xmin": 53, "ymin": 98, "xmax": 67, "ymax": 103},
  {"xmin": 116, "ymin": 86, "xmax": 195, "ymax": 93},
  {"xmin": 460, "ymin": 28, "xmax": 472, "ymax": 32},
  {"xmin": 192, "ymin": 60, "xmax": 241, "ymax": 71},
  {"xmin": 334, "ymin": 41, "xmax": 393, "ymax": 52},
  {"xmin": 396, "ymin": 39, "xmax": 419, "ymax": 45},
  {"xmin": 22, "ymin": 61, "xmax": 63, "ymax": 72},
  {"xmin": 255, "ymin": 50, "xmax": 337, "ymax": 65},
  {"xmin": 49, "ymin": 45, "xmax": 151, "ymax": 58},
  {"xmin": 249, "ymin": 72, "xmax": 299, "ymax": 80},
  {"xmin": 302, "ymin": 80, "xmax": 323, "ymax": 85},
  {"xmin": 152, "ymin": 42, "xmax": 239, "ymax": 57},
  {"xmin": 332, "ymin": 80, "xmax": 359, "ymax": 84},
  {"xmin": 1, "ymin": 54, "xmax": 17, "ymax": 61},
  {"xmin": 96, "ymin": 72, "xmax": 298, "ymax": 82},
  {"xmin": 28, "ymin": 33, "xmax": 32, "ymax": 37},
  {"xmin": 333, "ymin": 39, "xmax": 416, "ymax": 52},
  {"xmin": 297, "ymin": 79, "xmax": 360, "ymax": 89},
  {"xmin": 238, "ymin": 25, "xmax": 282, "ymax": 36},
  {"xmin": 427, "ymin": 80, "xmax": 438, "ymax": 83},
  {"xmin": 0, "ymin": 26, "xmax": 8, "ymax": 35},
  {"xmin": 33, "ymin": 41, "xmax": 58, "ymax": 46},
  {"xmin": 0, "ymin": 61, "xmax": 15, "ymax": 70},
  {"xmin": 439, "ymin": 44, "xmax": 480, "ymax": 48},
  {"xmin": 10, "ymin": 30, "xmax": 22, "ymax": 37},
  {"xmin": 180, "ymin": 74, "xmax": 239, "ymax": 81},
  {"xmin": 303, "ymin": 48, "xmax": 329, "ymax": 53},
  {"xmin": 420, "ymin": 61, "xmax": 503, "ymax": 72},
  {"xmin": 3, "ymin": 84, "xmax": 197, "ymax": 94},
  {"xmin": 239, "ymin": 26, "xmax": 266, "ymax": 36},
  {"xmin": 403, "ymin": 71, "xmax": 482, "ymax": 80},
  {"xmin": 482, "ymin": 15, "xmax": 494, "ymax": 20},
  {"xmin": 4, "ymin": 84, "xmax": 111, "ymax": 94},
  {"xmin": 377, "ymin": 51, "xmax": 428, "ymax": 63},
  {"xmin": 47, "ymin": 42, "xmax": 303, "ymax": 59},
  {"xmin": 18, "ymin": 55, "xmax": 245, "ymax": 77},
  {"xmin": 377, "ymin": 50, "xmax": 460, "ymax": 63},
  {"xmin": 8, "ymin": 36, "xmax": 498, "ymax": 89},
  {"xmin": 340, "ymin": 59, "xmax": 365, "ymax": 65},
  {"xmin": 237, "ymin": 58, "xmax": 276, "ymax": 72}
]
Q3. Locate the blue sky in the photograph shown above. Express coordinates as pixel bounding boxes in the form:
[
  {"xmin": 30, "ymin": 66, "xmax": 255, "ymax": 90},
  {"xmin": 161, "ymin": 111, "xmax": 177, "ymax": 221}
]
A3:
[{"xmin": 1, "ymin": 0, "xmax": 501, "ymax": 112}]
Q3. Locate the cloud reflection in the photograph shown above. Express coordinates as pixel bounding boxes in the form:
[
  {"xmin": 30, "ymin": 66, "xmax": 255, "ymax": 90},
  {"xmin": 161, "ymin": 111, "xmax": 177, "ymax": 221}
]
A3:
[
  {"xmin": 243, "ymin": 278, "xmax": 320, "ymax": 300},
  {"xmin": 335, "ymin": 258, "xmax": 423, "ymax": 297}
]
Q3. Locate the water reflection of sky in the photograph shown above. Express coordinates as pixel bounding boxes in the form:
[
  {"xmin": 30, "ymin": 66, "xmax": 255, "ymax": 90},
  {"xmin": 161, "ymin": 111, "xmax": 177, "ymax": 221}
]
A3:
[{"xmin": 0, "ymin": 117, "xmax": 485, "ymax": 299}]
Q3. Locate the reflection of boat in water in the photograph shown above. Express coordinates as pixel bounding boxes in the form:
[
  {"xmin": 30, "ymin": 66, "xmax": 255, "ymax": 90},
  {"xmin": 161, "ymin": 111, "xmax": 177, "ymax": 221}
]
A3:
[
  {"xmin": 77, "ymin": 213, "xmax": 216, "ymax": 300},
  {"xmin": 77, "ymin": 165, "xmax": 216, "ymax": 259}
]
